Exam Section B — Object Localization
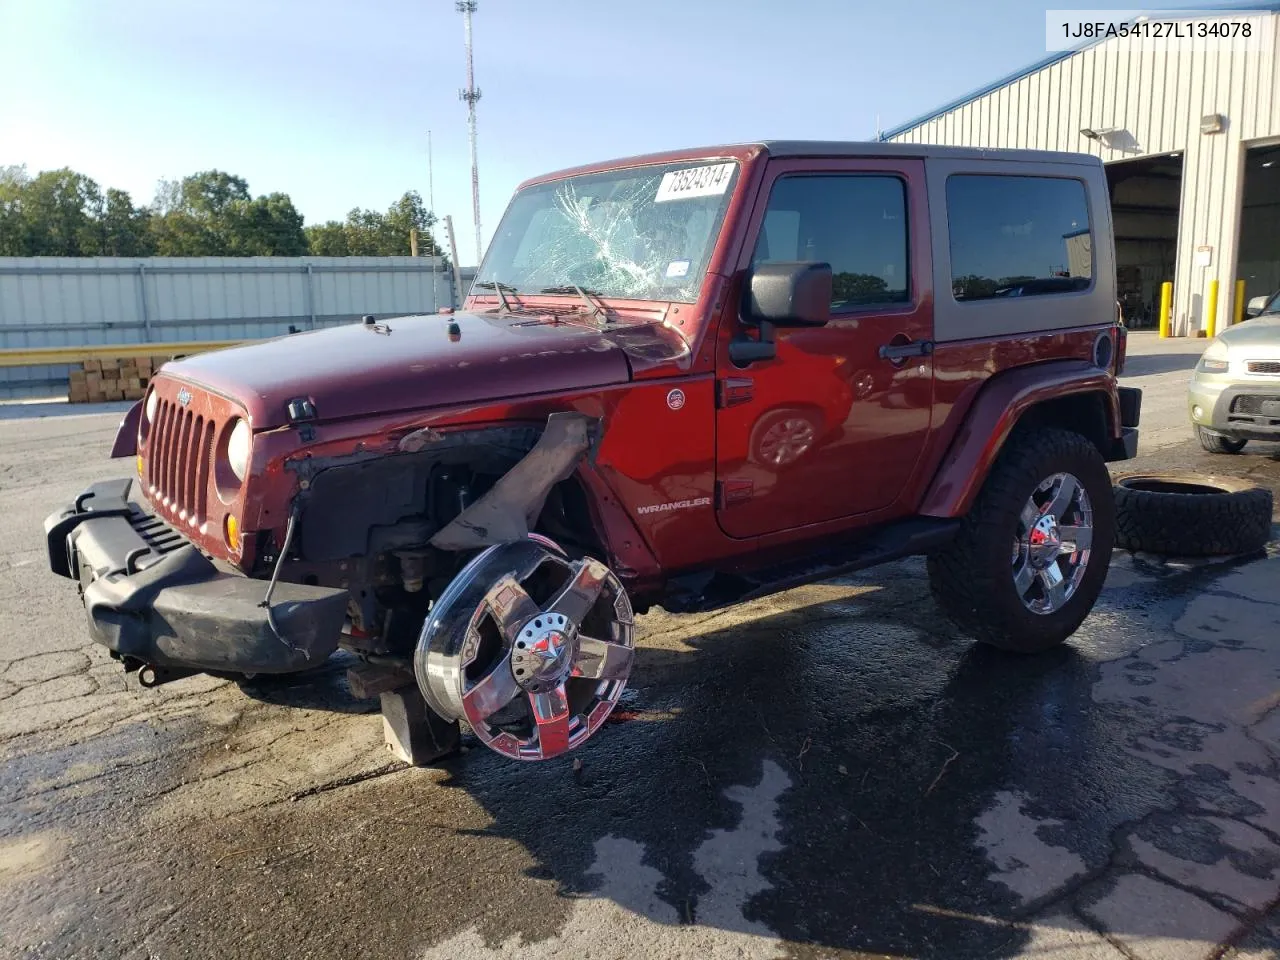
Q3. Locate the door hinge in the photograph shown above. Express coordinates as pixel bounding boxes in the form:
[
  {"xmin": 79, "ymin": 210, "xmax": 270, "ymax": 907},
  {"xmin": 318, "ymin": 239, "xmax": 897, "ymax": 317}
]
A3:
[
  {"xmin": 716, "ymin": 479, "xmax": 754, "ymax": 507},
  {"xmin": 716, "ymin": 377, "xmax": 754, "ymax": 409}
]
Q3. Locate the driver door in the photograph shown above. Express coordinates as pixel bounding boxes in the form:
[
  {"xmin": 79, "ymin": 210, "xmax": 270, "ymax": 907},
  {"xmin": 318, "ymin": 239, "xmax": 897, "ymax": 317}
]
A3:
[{"xmin": 714, "ymin": 158, "xmax": 934, "ymax": 539}]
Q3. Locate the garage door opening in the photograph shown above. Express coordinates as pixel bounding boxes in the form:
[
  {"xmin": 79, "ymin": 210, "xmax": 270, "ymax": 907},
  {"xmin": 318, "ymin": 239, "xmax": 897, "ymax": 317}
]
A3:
[
  {"xmin": 1238, "ymin": 143, "xmax": 1280, "ymax": 311},
  {"xmin": 1106, "ymin": 154, "xmax": 1183, "ymax": 329}
]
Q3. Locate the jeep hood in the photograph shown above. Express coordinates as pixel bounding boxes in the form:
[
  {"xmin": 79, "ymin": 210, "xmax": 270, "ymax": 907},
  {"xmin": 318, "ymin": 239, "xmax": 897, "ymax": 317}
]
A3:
[{"xmin": 164, "ymin": 311, "xmax": 640, "ymax": 429}]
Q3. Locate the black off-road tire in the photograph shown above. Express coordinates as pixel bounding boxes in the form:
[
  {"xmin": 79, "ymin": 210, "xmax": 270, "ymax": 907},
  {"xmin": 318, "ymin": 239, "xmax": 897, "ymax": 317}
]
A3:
[
  {"xmin": 1195, "ymin": 426, "xmax": 1247, "ymax": 455},
  {"xmin": 927, "ymin": 428, "xmax": 1115, "ymax": 653},
  {"xmin": 1113, "ymin": 473, "xmax": 1273, "ymax": 556}
]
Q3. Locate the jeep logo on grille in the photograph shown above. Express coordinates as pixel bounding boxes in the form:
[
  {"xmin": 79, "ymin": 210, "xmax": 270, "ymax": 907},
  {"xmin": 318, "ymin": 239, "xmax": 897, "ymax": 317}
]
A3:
[{"xmin": 176, "ymin": 387, "xmax": 192, "ymax": 407}]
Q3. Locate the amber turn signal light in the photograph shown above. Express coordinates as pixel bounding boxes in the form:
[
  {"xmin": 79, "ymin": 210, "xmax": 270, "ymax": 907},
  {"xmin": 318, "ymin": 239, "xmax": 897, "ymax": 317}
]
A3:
[{"xmin": 224, "ymin": 514, "xmax": 241, "ymax": 552}]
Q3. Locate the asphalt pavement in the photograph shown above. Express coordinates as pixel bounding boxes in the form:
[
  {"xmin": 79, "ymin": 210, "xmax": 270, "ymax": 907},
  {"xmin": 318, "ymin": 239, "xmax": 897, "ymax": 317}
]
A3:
[{"xmin": 3, "ymin": 335, "xmax": 1280, "ymax": 960}]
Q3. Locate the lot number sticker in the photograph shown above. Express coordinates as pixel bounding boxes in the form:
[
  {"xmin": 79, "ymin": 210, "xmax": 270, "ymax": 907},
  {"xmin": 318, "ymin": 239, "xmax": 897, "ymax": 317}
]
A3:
[{"xmin": 654, "ymin": 162, "xmax": 735, "ymax": 203}]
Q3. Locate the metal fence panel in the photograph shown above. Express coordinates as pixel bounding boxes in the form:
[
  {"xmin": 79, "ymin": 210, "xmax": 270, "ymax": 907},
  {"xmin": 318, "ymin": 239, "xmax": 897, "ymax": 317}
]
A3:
[{"xmin": 0, "ymin": 256, "xmax": 457, "ymax": 398}]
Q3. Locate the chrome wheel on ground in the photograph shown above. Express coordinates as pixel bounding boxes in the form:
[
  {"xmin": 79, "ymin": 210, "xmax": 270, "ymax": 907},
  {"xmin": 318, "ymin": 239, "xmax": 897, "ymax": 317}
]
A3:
[
  {"xmin": 1011, "ymin": 472, "xmax": 1094, "ymax": 615},
  {"xmin": 415, "ymin": 538, "xmax": 635, "ymax": 761}
]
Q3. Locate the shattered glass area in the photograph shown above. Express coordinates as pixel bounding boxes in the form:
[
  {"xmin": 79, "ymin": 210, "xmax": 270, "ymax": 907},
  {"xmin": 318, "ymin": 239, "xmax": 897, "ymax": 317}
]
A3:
[{"xmin": 477, "ymin": 161, "xmax": 738, "ymax": 305}]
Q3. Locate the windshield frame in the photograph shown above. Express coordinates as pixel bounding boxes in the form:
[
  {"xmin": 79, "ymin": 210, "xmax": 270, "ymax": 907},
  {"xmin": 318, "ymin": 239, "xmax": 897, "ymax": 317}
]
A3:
[{"xmin": 473, "ymin": 157, "xmax": 743, "ymax": 307}]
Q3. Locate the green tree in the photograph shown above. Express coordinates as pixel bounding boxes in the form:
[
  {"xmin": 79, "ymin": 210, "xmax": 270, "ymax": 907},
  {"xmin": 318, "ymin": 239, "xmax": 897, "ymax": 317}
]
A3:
[
  {"xmin": 148, "ymin": 176, "xmax": 215, "ymax": 255},
  {"xmin": 0, "ymin": 165, "xmax": 30, "ymax": 255},
  {"xmin": 832, "ymin": 272, "xmax": 890, "ymax": 304},
  {"xmin": 90, "ymin": 188, "xmax": 154, "ymax": 256},
  {"xmin": 304, "ymin": 191, "xmax": 442, "ymax": 258},
  {"xmin": 0, "ymin": 168, "xmax": 103, "ymax": 255},
  {"xmin": 148, "ymin": 171, "xmax": 305, "ymax": 256},
  {"xmin": 224, "ymin": 192, "xmax": 308, "ymax": 256},
  {"xmin": 0, "ymin": 164, "xmax": 433, "ymax": 259},
  {"xmin": 304, "ymin": 220, "xmax": 348, "ymax": 256}
]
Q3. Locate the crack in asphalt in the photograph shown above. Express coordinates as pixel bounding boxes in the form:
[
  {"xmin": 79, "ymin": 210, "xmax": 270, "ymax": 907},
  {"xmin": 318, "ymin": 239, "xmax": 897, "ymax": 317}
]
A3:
[{"xmin": 282, "ymin": 762, "xmax": 406, "ymax": 802}]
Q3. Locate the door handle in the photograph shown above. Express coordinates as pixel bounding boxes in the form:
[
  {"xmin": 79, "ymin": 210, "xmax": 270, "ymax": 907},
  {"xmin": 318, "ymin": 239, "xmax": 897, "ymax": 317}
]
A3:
[{"xmin": 878, "ymin": 339, "xmax": 934, "ymax": 361}]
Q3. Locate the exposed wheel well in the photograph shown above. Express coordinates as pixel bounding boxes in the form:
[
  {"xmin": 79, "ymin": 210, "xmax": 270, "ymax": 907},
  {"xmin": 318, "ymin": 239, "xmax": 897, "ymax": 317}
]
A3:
[{"xmin": 1013, "ymin": 391, "xmax": 1112, "ymax": 455}]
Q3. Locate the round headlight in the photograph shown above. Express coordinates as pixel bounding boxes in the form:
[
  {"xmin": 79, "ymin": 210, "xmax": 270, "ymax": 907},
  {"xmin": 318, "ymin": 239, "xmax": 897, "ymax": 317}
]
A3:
[
  {"xmin": 226, "ymin": 418, "xmax": 251, "ymax": 482},
  {"xmin": 139, "ymin": 387, "xmax": 160, "ymax": 445}
]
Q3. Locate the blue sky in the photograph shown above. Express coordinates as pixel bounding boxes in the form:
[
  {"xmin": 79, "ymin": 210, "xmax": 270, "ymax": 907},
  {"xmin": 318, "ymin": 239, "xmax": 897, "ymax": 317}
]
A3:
[{"xmin": 0, "ymin": 0, "xmax": 1206, "ymax": 264}]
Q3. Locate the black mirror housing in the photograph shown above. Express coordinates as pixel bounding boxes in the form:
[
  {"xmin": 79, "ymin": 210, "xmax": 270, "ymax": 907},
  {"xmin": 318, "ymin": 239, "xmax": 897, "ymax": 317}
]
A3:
[{"xmin": 747, "ymin": 262, "xmax": 832, "ymax": 327}]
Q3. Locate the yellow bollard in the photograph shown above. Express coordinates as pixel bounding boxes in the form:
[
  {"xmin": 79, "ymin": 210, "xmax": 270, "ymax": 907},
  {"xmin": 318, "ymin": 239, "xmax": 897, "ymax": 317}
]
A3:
[
  {"xmin": 1159, "ymin": 281, "xmax": 1173, "ymax": 338},
  {"xmin": 1206, "ymin": 279, "xmax": 1220, "ymax": 339},
  {"xmin": 1235, "ymin": 279, "xmax": 1246, "ymax": 325}
]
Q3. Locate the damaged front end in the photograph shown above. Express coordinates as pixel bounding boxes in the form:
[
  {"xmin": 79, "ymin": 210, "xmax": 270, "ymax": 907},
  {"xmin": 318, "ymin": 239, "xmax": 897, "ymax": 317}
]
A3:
[
  {"xmin": 46, "ymin": 410, "xmax": 640, "ymax": 764},
  {"xmin": 43, "ymin": 479, "xmax": 349, "ymax": 684}
]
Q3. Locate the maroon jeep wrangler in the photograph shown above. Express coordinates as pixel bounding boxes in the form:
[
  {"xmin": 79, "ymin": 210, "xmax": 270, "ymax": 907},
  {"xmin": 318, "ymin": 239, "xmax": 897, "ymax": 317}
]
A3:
[{"xmin": 45, "ymin": 142, "xmax": 1140, "ymax": 764}]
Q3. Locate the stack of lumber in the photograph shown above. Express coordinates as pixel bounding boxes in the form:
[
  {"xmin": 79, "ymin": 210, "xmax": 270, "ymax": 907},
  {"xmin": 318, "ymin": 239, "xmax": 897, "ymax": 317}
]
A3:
[{"xmin": 67, "ymin": 354, "xmax": 187, "ymax": 404}]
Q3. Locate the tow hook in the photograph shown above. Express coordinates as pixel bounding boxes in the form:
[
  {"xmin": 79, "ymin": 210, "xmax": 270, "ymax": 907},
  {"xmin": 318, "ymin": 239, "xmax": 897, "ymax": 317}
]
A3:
[{"xmin": 120, "ymin": 657, "xmax": 199, "ymax": 689}]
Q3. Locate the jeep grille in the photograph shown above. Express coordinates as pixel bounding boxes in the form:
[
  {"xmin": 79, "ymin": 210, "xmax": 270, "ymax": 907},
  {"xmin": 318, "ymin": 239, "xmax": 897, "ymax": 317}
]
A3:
[{"xmin": 145, "ymin": 395, "xmax": 214, "ymax": 525}]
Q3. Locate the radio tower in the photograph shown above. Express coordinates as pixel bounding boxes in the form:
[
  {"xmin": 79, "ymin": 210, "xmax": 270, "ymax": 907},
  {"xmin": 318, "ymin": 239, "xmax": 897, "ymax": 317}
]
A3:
[{"xmin": 457, "ymin": 1, "xmax": 482, "ymax": 267}]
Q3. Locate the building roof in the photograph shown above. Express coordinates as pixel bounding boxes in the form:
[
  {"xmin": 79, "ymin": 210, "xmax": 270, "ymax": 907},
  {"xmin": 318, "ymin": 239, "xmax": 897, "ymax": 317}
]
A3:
[{"xmin": 878, "ymin": 3, "xmax": 1280, "ymax": 141}]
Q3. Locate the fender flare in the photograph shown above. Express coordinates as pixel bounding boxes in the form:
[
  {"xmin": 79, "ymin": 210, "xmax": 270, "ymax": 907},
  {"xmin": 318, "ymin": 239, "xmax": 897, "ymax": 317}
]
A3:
[
  {"xmin": 110, "ymin": 400, "xmax": 143, "ymax": 459},
  {"xmin": 919, "ymin": 360, "xmax": 1119, "ymax": 518}
]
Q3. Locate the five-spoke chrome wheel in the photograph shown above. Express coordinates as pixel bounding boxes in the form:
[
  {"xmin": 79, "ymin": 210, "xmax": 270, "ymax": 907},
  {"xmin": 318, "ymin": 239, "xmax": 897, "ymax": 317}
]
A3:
[
  {"xmin": 415, "ymin": 537, "xmax": 635, "ymax": 761},
  {"xmin": 1011, "ymin": 472, "xmax": 1094, "ymax": 615}
]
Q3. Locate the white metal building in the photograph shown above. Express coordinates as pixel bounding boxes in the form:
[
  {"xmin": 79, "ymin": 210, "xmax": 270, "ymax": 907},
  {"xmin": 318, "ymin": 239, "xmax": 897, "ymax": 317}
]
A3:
[{"xmin": 884, "ymin": 6, "xmax": 1280, "ymax": 335}]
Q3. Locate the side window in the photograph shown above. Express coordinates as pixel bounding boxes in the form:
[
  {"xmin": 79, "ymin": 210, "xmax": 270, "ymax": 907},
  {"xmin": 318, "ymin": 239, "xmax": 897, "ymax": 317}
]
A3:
[
  {"xmin": 752, "ymin": 175, "xmax": 909, "ymax": 310},
  {"xmin": 947, "ymin": 175, "xmax": 1093, "ymax": 301}
]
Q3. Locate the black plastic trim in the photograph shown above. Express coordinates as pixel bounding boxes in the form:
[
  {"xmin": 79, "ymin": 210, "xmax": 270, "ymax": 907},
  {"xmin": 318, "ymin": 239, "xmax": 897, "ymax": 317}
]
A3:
[
  {"xmin": 1118, "ymin": 386, "xmax": 1142, "ymax": 428},
  {"xmin": 44, "ymin": 480, "xmax": 349, "ymax": 676},
  {"xmin": 661, "ymin": 516, "xmax": 959, "ymax": 614}
]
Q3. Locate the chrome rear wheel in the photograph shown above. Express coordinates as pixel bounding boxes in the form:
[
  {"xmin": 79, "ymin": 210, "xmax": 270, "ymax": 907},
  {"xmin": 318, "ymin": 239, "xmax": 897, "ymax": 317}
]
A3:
[
  {"xmin": 415, "ymin": 538, "xmax": 635, "ymax": 761},
  {"xmin": 1011, "ymin": 471, "xmax": 1094, "ymax": 615}
]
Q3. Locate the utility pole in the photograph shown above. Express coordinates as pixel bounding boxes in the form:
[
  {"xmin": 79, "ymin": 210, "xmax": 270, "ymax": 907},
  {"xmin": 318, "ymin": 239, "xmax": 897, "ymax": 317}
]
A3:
[
  {"xmin": 427, "ymin": 129, "xmax": 440, "ymax": 310},
  {"xmin": 444, "ymin": 214, "xmax": 464, "ymax": 306},
  {"xmin": 457, "ymin": 1, "xmax": 483, "ymax": 268}
]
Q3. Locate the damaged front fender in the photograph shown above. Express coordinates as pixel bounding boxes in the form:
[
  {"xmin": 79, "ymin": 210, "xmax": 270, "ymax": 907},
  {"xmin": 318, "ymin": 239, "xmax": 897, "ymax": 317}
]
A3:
[{"xmin": 429, "ymin": 412, "xmax": 597, "ymax": 550}]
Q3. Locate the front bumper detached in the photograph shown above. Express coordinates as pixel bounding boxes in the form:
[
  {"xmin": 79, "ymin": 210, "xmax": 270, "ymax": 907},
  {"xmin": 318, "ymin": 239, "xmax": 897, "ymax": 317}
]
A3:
[{"xmin": 44, "ymin": 479, "xmax": 348, "ymax": 677}]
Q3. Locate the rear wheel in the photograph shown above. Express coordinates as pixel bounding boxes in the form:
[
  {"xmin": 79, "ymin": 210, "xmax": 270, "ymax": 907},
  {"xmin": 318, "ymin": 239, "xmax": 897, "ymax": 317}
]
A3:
[
  {"xmin": 927, "ymin": 428, "xmax": 1115, "ymax": 653},
  {"xmin": 1195, "ymin": 426, "xmax": 1246, "ymax": 455}
]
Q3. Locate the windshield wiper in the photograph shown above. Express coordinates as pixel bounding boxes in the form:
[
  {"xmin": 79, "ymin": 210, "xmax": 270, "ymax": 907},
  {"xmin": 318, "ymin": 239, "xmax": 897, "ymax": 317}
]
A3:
[
  {"xmin": 472, "ymin": 280, "xmax": 517, "ymax": 313},
  {"xmin": 540, "ymin": 285, "xmax": 609, "ymax": 323}
]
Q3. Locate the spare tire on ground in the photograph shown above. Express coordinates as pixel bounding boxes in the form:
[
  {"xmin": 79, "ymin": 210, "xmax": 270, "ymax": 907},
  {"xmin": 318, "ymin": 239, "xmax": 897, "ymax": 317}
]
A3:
[{"xmin": 1113, "ymin": 473, "xmax": 1274, "ymax": 557}]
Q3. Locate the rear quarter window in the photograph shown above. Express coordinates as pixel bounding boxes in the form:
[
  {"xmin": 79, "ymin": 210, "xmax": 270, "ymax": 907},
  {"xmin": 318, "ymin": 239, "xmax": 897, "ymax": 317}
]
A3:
[{"xmin": 946, "ymin": 175, "xmax": 1093, "ymax": 302}]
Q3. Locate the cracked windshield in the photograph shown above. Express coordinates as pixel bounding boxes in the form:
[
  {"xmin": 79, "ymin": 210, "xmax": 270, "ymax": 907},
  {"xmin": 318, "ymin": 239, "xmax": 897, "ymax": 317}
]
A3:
[{"xmin": 475, "ymin": 159, "xmax": 739, "ymax": 305}]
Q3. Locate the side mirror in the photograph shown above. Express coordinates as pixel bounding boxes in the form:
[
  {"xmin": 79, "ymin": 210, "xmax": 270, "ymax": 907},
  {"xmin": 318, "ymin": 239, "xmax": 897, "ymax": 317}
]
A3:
[
  {"xmin": 747, "ymin": 262, "xmax": 832, "ymax": 327},
  {"xmin": 1246, "ymin": 295, "xmax": 1270, "ymax": 319}
]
